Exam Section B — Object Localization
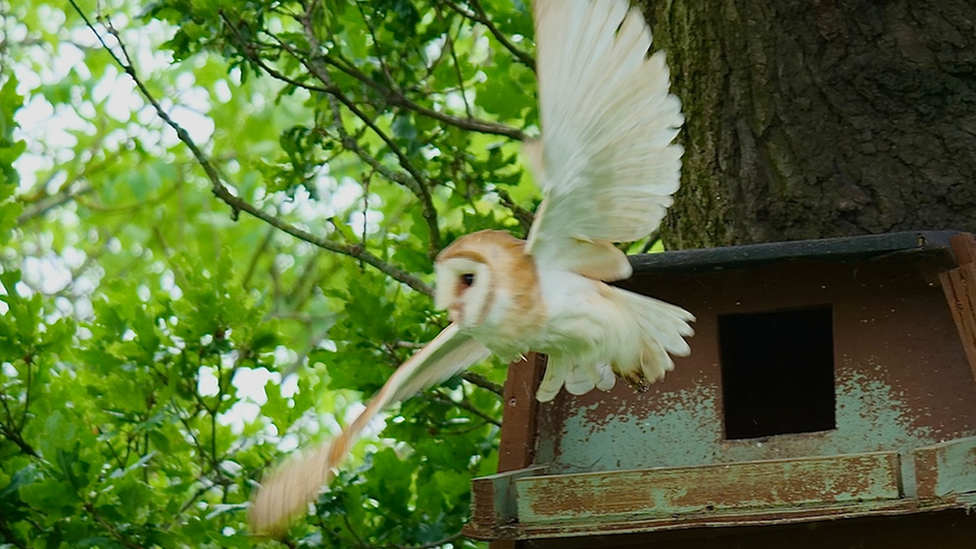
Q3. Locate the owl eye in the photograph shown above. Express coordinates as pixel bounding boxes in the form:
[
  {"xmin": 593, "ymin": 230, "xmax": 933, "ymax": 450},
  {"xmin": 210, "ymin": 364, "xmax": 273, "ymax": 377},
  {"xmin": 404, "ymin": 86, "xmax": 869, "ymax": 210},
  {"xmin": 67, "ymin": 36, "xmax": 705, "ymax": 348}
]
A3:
[{"xmin": 459, "ymin": 273, "xmax": 475, "ymax": 288}]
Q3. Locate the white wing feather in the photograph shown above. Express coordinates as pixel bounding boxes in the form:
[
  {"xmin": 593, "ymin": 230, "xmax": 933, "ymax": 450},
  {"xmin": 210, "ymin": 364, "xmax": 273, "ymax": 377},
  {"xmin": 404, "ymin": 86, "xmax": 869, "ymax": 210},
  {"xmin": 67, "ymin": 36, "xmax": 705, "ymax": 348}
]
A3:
[
  {"xmin": 251, "ymin": 0, "xmax": 691, "ymax": 532},
  {"xmin": 249, "ymin": 324, "xmax": 490, "ymax": 534},
  {"xmin": 526, "ymin": 0, "xmax": 684, "ymax": 281}
]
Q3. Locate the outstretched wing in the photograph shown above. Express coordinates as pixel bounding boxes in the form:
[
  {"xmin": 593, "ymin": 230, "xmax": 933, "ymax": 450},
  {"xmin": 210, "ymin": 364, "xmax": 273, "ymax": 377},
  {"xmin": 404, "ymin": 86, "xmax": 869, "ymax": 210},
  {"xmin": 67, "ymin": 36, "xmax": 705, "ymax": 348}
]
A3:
[
  {"xmin": 249, "ymin": 324, "xmax": 490, "ymax": 534},
  {"xmin": 525, "ymin": 0, "xmax": 684, "ymax": 281}
]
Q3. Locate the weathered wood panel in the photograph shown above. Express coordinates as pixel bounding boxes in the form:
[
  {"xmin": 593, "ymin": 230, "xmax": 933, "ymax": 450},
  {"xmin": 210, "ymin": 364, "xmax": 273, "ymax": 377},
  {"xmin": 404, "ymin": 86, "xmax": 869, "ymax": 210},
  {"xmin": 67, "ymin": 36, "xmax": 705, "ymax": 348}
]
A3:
[
  {"xmin": 497, "ymin": 353, "xmax": 546, "ymax": 473},
  {"xmin": 466, "ymin": 467, "xmax": 547, "ymax": 540},
  {"xmin": 483, "ymin": 353, "xmax": 545, "ymax": 549},
  {"xmin": 915, "ymin": 436, "xmax": 976, "ymax": 501},
  {"xmin": 516, "ymin": 453, "xmax": 901, "ymax": 524},
  {"xmin": 466, "ymin": 234, "xmax": 976, "ymax": 545},
  {"xmin": 537, "ymin": 250, "xmax": 976, "ymax": 481},
  {"xmin": 524, "ymin": 508, "xmax": 976, "ymax": 549},
  {"xmin": 940, "ymin": 233, "xmax": 976, "ymax": 384}
]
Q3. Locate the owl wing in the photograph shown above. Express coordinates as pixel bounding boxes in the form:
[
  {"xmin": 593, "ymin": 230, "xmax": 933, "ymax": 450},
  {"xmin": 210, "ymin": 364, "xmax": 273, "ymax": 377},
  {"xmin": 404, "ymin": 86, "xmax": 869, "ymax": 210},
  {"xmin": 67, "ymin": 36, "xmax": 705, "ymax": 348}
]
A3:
[
  {"xmin": 249, "ymin": 323, "xmax": 490, "ymax": 534},
  {"xmin": 524, "ymin": 0, "xmax": 684, "ymax": 281}
]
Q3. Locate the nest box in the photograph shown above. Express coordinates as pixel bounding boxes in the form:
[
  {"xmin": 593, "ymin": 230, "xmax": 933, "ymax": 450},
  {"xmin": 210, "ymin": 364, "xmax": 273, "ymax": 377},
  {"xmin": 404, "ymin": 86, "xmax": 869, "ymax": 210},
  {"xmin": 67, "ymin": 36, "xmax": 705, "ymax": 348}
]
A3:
[{"xmin": 466, "ymin": 231, "xmax": 976, "ymax": 548}]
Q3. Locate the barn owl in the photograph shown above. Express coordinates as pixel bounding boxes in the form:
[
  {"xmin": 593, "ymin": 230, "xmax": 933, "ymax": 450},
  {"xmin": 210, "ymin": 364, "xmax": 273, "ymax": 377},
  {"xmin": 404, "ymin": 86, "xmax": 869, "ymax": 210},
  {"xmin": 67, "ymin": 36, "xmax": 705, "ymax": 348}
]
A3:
[{"xmin": 250, "ymin": 0, "xmax": 693, "ymax": 533}]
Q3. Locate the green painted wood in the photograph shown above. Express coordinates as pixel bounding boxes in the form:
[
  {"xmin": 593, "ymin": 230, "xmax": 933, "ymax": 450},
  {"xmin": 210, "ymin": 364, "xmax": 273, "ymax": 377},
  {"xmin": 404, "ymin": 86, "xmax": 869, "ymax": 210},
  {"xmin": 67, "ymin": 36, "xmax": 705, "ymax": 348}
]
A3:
[
  {"xmin": 466, "ymin": 466, "xmax": 547, "ymax": 538},
  {"xmin": 511, "ymin": 497, "xmax": 976, "ymax": 542},
  {"xmin": 915, "ymin": 436, "xmax": 976, "ymax": 500},
  {"xmin": 515, "ymin": 452, "xmax": 901, "ymax": 524}
]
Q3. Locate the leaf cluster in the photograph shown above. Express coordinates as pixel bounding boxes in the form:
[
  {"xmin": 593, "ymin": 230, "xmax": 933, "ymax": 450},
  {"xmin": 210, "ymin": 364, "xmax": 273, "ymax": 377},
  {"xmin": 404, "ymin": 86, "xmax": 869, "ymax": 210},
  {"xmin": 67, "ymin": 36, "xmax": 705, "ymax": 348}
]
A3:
[{"xmin": 1, "ymin": 0, "xmax": 542, "ymax": 547}]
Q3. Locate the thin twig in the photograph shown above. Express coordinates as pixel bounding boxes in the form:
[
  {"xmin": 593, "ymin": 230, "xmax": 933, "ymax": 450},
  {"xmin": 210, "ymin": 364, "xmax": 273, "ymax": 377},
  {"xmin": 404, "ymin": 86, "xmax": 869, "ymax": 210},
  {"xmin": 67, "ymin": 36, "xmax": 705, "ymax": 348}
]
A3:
[
  {"xmin": 440, "ymin": 0, "xmax": 535, "ymax": 71},
  {"xmin": 495, "ymin": 188, "xmax": 534, "ymax": 235},
  {"xmin": 0, "ymin": 513, "xmax": 27, "ymax": 549},
  {"xmin": 16, "ymin": 354, "xmax": 29, "ymax": 431},
  {"xmin": 0, "ymin": 424, "xmax": 38, "ymax": 457},
  {"xmin": 354, "ymin": 2, "xmax": 394, "ymax": 87},
  {"xmin": 461, "ymin": 372, "xmax": 503, "ymax": 396},
  {"xmin": 165, "ymin": 479, "xmax": 216, "ymax": 530},
  {"xmin": 84, "ymin": 502, "xmax": 150, "ymax": 549},
  {"xmin": 639, "ymin": 230, "xmax": 662, "ymax": 253},
  {"xmin": 103, "ymin": 439, "xmax": 127, "ymax": 470},
  {"xmin": 242, "ymin": 227, "xmax": 276, "ymax": 290},
  {"xmin": 437, "ymin": 5, "xmax": 473, "ymax": 118},
  {"xmin": 17, "ymin": 183, "xmax": 95, "ymax": 224},
  {"xmin": 68, "ymin": 1, "xmax": 433, "ymax": 297},
  {"xmin": 341, "ymin": 513, "xmax": 369, "ymax": 549},
  {"xmin": 289, "ymin": 12, "xmax": 443, "ymax": 256},
  {"xmin": 219, "ymin": 12, "xmax": 524, "ymax": 140},
  {"xmin": 433, "ymin": 392, "xmax": 501, "ymax": 427}
]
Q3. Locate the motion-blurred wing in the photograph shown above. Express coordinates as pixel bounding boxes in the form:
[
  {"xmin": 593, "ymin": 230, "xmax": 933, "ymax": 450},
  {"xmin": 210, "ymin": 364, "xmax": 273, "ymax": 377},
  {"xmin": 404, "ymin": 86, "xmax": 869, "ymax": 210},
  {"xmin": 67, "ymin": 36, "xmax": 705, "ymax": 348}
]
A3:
[
  {"xmin": 249, "ymin": 324, "xmax": 490, "ymax": 534},
  {"xmin": 525, "ymin": 0, "xmax": 684, "ymax": 281}
]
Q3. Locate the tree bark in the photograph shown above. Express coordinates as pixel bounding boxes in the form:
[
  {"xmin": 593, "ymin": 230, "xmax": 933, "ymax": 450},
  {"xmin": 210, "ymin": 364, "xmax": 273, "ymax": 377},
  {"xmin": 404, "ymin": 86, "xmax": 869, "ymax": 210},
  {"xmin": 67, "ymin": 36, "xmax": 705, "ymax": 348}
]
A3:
[{"xmin": 641, "ymin": 0, "xmax": 976, "ymax": 248}]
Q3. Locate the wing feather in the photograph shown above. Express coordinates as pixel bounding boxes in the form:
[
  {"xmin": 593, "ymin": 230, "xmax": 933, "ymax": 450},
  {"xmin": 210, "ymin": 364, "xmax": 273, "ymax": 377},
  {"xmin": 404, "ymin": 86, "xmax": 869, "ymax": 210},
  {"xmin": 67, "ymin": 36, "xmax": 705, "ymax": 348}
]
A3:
[
  {"xmin": 526, "ymin": 0, "xmax": 684, "ymax": 281},
  {"xmin": 249, "ymin": 324, "xmax": 490, "ymax": 534}
]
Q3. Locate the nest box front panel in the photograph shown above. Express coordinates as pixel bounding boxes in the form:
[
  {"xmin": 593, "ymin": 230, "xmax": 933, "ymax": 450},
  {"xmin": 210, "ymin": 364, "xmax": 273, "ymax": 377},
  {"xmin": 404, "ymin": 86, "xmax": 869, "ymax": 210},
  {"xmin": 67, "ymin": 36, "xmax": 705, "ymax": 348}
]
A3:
[{"xmin": 534, "ymin": 255, "xmax": 976, "ymax": 478}]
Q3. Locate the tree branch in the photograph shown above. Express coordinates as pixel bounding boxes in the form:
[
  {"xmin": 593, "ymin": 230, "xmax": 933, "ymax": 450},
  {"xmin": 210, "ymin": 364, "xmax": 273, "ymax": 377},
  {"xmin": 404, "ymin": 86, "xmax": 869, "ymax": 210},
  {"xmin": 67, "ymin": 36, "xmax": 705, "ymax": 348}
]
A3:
[
  {"xmin": 84, "ymin": 502, "xmax": 150, "ymax": 549},
  {"xmin": 227, "ymin": 29, "xmax": 526, "ymax": 141},
  {"xmin": 436, "ymin": 5, "xmax": 474, "ymax": 119},
  {"xmin": 433, "ymin": 392, "xmax": 501, "ymax": 427},
  {"xmin": 495, "ymin": 188, "xmax": 534, "ymax": 235},
  {"xmin": 440, "ymin": 0, "xmax": 536, "ymax": 71},
  {"xmin": 461, "ymin": 372, "xmax": 503, "ymax": 396},
  {"xmin": 291, "ymin": 7, "xmax": 442, "ymax": 257},
  {"xmin": 68, "ymin": 1, "xmax": 434, "ymax": 297},
  {"xmin": 0, "ymin": 418, "xmax": 38, "ymax": 458},
  {"xmin": 0, "ymin": 513, "xmax": 27, "ymax": 549},
  {"xmin": 17, "ymin": 182, "xmax": 94, "ymax": 224}
]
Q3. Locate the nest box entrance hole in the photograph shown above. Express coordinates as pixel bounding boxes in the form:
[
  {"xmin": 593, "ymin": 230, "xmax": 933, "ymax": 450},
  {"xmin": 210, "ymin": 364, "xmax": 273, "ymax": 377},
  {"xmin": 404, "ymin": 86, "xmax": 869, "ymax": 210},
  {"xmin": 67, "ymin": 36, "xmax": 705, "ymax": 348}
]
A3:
[{"xmin": 719, "ymin": 306, "xmax": 836, "ymax": 440}]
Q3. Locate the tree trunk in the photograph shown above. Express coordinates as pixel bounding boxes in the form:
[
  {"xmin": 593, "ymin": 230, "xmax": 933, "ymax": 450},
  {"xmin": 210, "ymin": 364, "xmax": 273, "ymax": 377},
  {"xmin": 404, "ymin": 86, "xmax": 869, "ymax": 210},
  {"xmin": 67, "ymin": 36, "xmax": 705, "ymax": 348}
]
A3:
[{"xmin": 641, "ymin": 0, "xmax": 976, "ymax": 249}]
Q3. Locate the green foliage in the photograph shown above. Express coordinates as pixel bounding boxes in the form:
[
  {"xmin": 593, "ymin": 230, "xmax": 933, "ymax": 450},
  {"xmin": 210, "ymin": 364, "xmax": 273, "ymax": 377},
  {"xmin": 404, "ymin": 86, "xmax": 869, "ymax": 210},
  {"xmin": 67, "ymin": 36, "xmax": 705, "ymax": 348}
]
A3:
[
  {"xmin": 0, "ymin": 74, "xmax": 25, "ymax": 236},
  {"xmin": 0, "ymin": 0, "xmax": 565, "ymax": 547}
]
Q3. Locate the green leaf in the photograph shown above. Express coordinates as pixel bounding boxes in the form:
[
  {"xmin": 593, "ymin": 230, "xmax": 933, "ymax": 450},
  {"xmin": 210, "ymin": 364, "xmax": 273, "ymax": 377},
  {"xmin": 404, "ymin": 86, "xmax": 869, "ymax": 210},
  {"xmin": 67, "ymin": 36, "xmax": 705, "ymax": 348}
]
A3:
[
  {"xmin": 19, "ymin": 477, "xmax": 79, "ymax": 517},
  {"xmin": 0, "ymin": 73, "xmax": 25, "ymax": 187},
  {"xmin": 116, "ymin": 478, "xmax": 152, "ymax": 520},
  {"xmin": 476, "ymin": 56, "xmax": 535, "ymax": 121},
  {"xmin": 39, "ymin": 412, "xmax": 75, "ymax": 462},
  {"xmin": 3, "ymin": 0, "xmax": 522, "ymax": 544},
  {"xmin": 0, "ymin": 463, "xmax": 39, "ymax": 501}
]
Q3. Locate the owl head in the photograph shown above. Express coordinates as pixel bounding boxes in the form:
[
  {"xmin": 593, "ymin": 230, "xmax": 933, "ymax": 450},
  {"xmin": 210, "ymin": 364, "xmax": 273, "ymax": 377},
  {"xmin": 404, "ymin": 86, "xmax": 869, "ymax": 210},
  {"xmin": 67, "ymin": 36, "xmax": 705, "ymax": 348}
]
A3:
[{"xmin": 434, "ymin": 230, "xmax": 537, "ymax": 330}]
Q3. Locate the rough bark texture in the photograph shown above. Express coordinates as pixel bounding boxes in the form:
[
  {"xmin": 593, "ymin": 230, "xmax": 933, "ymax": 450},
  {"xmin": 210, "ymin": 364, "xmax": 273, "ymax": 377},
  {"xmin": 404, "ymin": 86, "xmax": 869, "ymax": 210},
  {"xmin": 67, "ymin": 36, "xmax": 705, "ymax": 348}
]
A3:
[{"xmin": 640, "ymin": 0, "xmax": 976, "ymax": 249}]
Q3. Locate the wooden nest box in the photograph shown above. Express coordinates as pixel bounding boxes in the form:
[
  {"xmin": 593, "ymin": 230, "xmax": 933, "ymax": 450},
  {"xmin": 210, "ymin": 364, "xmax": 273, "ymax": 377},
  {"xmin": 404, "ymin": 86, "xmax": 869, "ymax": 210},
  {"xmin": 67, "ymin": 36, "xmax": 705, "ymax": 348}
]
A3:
[{"xmin": 466, "ymin": 231, "xmax": 976, "ymax": 548}]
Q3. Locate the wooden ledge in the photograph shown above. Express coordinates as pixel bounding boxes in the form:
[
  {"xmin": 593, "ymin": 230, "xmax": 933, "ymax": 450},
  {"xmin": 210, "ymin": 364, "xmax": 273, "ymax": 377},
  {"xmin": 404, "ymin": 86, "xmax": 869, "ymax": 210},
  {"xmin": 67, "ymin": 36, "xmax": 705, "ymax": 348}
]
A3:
[{"xmin": 468, "ymin": 440, "xmax": 976, "ymax": 541}]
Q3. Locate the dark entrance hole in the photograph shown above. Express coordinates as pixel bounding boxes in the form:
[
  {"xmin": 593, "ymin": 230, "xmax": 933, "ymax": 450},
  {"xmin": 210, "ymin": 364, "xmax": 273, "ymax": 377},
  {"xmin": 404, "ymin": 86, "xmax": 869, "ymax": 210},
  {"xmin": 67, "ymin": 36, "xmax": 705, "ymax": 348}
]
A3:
[{"xmin": 719, "ymin": 306, "xmax": 836, "ymax": 440}]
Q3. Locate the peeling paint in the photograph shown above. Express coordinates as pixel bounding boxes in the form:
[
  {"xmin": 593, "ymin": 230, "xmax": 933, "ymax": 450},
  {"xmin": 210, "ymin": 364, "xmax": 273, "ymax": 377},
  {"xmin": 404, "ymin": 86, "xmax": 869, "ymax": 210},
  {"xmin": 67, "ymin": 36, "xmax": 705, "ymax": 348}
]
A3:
[
  {"xmin": 538, "ymin": 381, "xmax": 722, "ymax": 473},
  {"xmin": 915, "ymin": 436, "xmax": 976, "ymax": 499},
  {"xmin": 470, "ymin": 239, "xmax": 976, "ymax": 541},
  {"xmin": 540, "ymin": 364, "xmax": 939, "ymax": 486},
  {"xmin": 511, "ymin": 249, "xmax": 976, "ymax": 539},
  {"xmin": 516, "ymin": 453, "xmax": 901, "ymax": 524}
]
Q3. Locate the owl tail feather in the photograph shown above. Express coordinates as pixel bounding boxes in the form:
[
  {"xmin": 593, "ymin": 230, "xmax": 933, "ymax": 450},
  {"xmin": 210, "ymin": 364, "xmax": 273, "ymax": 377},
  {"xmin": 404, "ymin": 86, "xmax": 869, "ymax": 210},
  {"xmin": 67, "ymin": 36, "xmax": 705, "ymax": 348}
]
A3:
[
  {"xmin": 535, "ymin": 288, "xmax": 694, "ymax": 402},
  {"xmin": 612, "ymin": 288, "xmax": 695, "ymax": 391}
]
